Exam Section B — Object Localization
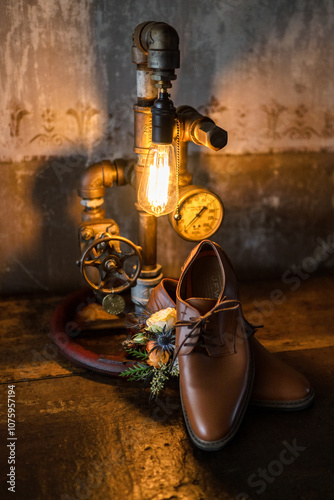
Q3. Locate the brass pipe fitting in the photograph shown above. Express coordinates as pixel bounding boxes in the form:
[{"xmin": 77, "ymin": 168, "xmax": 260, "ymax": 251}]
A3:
[
  {"xmin": 176, "ymin": 105, "xmax": 228, "ymax": 151},
  {"xmin": 78, "ymin": 158, "xmax": 135, "ymax": 200},
  {"xmin": 133, "ymin": 105, "xmax": 152, "ymax": 156},
  {"xmin": 78, "ymin": 160, "xmax": 116, "ymax": 200},
  {"xmin": 78, "ymin": 159, "xmax": 136, "ymax": 221},
  {"xmin": 133, "ymin": 21, "xmax": 180, "ymax": 89}
]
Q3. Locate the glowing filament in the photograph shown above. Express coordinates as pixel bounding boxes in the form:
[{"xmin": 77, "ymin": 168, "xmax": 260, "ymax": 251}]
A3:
[
  {"xmin": 146, "ymin": 151, "xmax": 170, "ymax": 215},
  {"xmin": 138, "ymin": 143, "xmax": 177, "ymax": 217}
]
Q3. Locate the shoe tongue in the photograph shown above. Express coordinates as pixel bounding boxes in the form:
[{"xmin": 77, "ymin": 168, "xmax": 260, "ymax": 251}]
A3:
[{"xmin": 186, "ymin": 297, "xmax": 216, "ymax": 315}]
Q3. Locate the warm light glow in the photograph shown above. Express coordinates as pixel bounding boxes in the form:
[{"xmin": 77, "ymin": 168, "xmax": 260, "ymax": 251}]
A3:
[
  {"xmin": 147, "ymin": 154, "xmax": 170, "ymax": 213},
  {"xmin": 138, "ymin": 143, "xmax": 177, "ymax": 217}
]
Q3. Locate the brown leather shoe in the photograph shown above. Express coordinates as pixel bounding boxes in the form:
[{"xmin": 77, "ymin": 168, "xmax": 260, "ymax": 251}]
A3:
[
  {"xmin": 250, "ymin": 337, "xmax": 314, "ymax": 410},
  {"xmin": 147, "ymin": 279, "xmax": 314, "ymax": 412},
  {"xmin": 147, "ymin": 278, "xmax": 177, "ymax": 312},
  {"xmin": 174, "ymin": 240, "xmax": 253, "ymax": 450}
]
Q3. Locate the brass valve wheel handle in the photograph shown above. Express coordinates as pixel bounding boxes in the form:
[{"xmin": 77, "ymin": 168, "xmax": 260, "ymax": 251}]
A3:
[{"xmin": 80, "ymin": 235, "xmax": 142, "ymax": 294}]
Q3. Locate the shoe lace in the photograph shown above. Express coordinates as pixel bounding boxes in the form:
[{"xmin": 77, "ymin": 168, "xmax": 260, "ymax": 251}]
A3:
[
  {"xmin": 171, "ymin": 297, "xmax": 241, "ymax": 368},
  {"xmin": 243, "ymin": 317, "xmax": 263, "ymax": 337}
]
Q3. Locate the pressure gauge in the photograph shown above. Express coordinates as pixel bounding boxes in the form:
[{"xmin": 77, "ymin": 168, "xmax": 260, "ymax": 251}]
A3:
[{"xmin": 169, "ymin": 185, "xmax": 224, "ymax": 241}]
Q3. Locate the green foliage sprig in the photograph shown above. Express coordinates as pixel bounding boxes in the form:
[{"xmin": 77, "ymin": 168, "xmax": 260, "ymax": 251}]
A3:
[{"xmin": 119, "ymin": 363, "xmax": 152, "ymax": 382}]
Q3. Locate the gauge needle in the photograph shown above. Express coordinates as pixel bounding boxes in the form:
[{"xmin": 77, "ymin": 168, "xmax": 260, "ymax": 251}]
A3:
[{"xmin": 184, "ymin": 206, "xmax": 208, "ymax": 231}]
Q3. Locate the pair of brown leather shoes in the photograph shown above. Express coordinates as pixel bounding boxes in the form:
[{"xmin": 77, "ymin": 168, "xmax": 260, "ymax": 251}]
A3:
[{"xmin": 147, "ymin": 240, "xmax": 314, "ymax": 451}]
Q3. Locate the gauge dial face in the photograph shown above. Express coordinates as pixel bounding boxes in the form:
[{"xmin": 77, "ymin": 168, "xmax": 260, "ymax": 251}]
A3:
[{"xmin": 170, "ymin": 187, "xmax": 224, "ymax": 241}]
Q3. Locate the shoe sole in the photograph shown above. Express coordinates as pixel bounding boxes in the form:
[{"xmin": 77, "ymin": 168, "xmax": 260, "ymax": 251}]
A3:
[
  {"xmin": 180, "ymin": 349, "xmax": 255, "ymax": 451},
  {"xmin": 250, "ymin": 388, "xmax": 315, "ymax": 411}
]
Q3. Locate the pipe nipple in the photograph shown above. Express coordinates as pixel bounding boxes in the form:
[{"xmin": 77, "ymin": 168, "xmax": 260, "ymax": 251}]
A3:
[{"xmin": 194, "ymin": 121, "xmax": 228, "ymax": 151}]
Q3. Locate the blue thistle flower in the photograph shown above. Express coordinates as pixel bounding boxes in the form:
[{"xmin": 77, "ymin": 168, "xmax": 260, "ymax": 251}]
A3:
[{"xmin": 148, "ymin": 325, "xmax": 175, "ymax": 355}]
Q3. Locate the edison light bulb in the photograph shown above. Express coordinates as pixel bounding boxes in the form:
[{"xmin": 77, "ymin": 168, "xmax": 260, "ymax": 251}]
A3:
[{"xmin": 138, "ymin": 143, "xmax": 177, "ymax": 217}]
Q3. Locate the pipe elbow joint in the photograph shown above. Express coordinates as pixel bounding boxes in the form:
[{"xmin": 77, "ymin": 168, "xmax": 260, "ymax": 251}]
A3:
[
  {"xmin": 78, "ymin": 159, "xmax": 136, "ymax": 200},
  {"xmin": 146, "ymin": 22, "xmax": 179, "ymax": 52},
  {"xmin": 133, "ymin": 22, "xmax": 180, "ymax": 86},
  {"xmin": 78, "ymin": 160, "xmax": 118, "ymax": 200}
]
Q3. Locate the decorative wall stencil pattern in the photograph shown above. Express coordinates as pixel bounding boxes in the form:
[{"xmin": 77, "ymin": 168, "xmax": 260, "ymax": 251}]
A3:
[
  {"xmin": 0, "ymin": 99, "xmax": 134, "ymax": 161},
  {"xmin": 283, "ymin": 105, "xmax": 319, "ymax": 140},
  {"xmin": 261, "ymin": 101, "xmax": 286, "ymax": 140},
  {"xmin": 322, "ymin": 112, "xmax": 334, "ymax": 138},
  {"xmin": 9, "ymin": 101, "xmax": 30, "ymax": 140},
  {"xmin": 30, "ymin": 108, "xmax": 71, "ymax": 147},
  {"xmin": 198, "ymin": 95, "xmax": 228, "ymax": 117},
  {"xmin": 1, "ymin": 97, "xmax": 333, "ymax": 161}
]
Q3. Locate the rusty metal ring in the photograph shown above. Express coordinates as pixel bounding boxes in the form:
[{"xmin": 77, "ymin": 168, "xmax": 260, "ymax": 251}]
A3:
[{"xmin": 50, "ymin": 288, "xmax": 135, "ymax": 377}]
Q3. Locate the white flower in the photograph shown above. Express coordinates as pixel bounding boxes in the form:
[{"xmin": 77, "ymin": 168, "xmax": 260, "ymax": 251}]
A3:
[{"xmin": 146, "ymin": 307, "xmax": 177, "ymax": 332}]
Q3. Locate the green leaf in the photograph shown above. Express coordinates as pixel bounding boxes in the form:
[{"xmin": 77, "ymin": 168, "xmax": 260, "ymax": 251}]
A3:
[
  {"xmin": 124, "ymin": 347, "xmax": 149, "ymax": 360},
  {"xmin": 146, "ymin": 325, "xmax": 163, "ymax": 334},
  {"xmin": 133, "ymin": 332, "xmax": 148, "ymax": 344},
  {"xmin": 119, "ymin": 363, "xmax": 152, "ymax": 381}
]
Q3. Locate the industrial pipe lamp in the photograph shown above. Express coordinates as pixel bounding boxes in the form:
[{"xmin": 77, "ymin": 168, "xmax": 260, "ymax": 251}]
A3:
[{"xmin": 50, "ymin": 21, "xmax": 228, "ymax": 375}]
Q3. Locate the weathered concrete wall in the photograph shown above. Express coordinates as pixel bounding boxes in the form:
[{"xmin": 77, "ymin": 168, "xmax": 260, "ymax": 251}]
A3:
[
  {"xmin": 0, "ymin": 0, "xmax": 333, "ymax": 293},
  {"xmin": 1, "ymin": 0, "xmax": 334, "ymax": 160},
  {"xmin": 1, "ymin": 152, "xmax": 333, "ymax": 294}
]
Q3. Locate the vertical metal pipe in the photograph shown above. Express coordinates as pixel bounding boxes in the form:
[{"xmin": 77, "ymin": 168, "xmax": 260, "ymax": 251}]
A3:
[
  {"xmin": 133, "ymin": 76, "xmax": 158, "ymax": 271},
  {"xmin": 138, "ymin": 211, "xmax": 157, "ymax": 270},
  {"xmin": 132, "ymin": 22, "xmax": 179, "ymax": 276},
  {"xmin": 135, "ymin": 64, "xmax": 157, "ymax": 105},
  {"xmin": 133, "ymin": 33, "xmax": 159, "ymax": 273}
]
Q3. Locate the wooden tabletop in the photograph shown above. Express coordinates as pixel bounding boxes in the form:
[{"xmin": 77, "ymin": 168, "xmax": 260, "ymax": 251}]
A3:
[{"xmin": 0, "ymin": 274, "xmax": 333, "ymax": 500}]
